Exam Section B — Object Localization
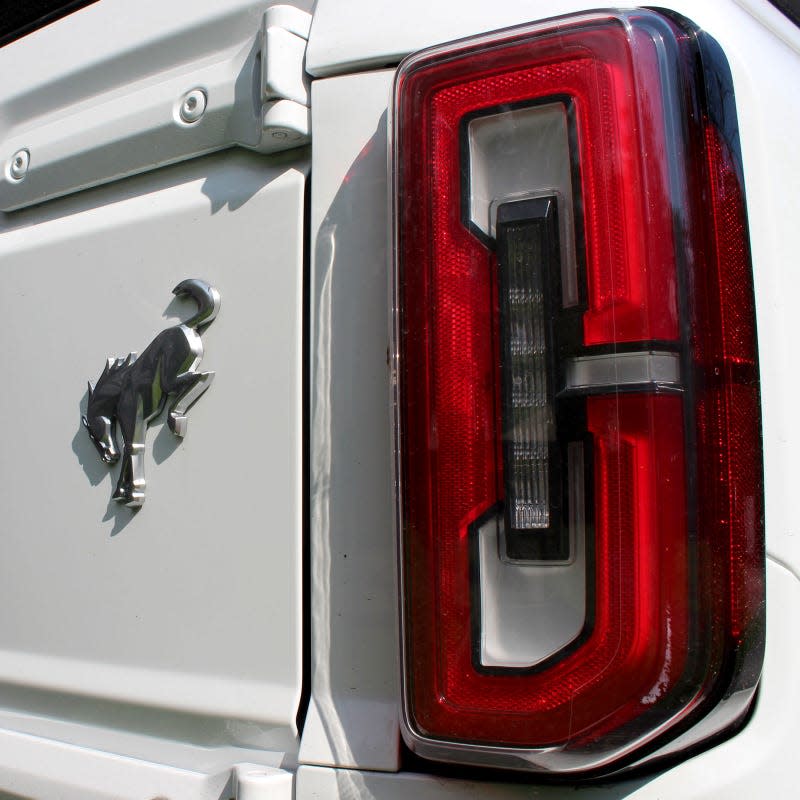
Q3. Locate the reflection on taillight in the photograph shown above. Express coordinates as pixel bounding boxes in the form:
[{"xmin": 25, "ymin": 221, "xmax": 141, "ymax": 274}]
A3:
[{"xmin": 393, "ymin": 9, "xmax": 764, "ymax": 775}]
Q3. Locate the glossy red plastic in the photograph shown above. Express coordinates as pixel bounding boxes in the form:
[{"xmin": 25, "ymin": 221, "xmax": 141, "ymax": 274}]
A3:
[{"xmin": 395, "ymin": 9, "xmax": 764, "ymax": 774}]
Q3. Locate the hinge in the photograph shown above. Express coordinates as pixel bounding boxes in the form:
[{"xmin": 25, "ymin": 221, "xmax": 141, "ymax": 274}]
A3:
[
  {"xmin": 0, "ymin": 4, "xmax": 312, "ymax": 211},
  {"xmin": 233, "ymin": 764, "xmax": 293, "ymax": 800},
  {"xmin": 260, "ymin": 5, "xmax": 312, "ymax": 150}
]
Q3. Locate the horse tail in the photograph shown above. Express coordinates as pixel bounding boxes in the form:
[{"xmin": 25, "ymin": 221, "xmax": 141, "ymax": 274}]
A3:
[{"xmin": 172, "ymin": 279, "xmax": 221, "ymax": 330}]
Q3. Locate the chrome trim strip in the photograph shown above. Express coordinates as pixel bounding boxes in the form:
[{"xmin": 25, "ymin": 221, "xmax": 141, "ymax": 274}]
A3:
[{"xmin": 563, "ymin": 351, "xmax": 681, "ymax": 392}]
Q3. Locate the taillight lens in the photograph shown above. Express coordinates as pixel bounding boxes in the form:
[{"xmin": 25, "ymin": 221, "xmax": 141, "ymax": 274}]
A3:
[{"xmin": 393, "ymin": 10, "xmax": 764, "ymax": 775}]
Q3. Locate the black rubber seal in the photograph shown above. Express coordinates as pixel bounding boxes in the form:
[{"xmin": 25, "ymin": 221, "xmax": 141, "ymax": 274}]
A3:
[
  {"xmin": 0, "ymin": 0, "xmax": 99, "ymax": 49},
  {"xmin": 769, "ymin": 0, "xmax": 800, "ymax": 27}
]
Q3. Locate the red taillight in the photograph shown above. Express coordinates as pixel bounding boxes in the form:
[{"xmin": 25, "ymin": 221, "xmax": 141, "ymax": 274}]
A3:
[{"xmin": 394, "ymin": 10, "xmax": 764, "ymax": 775}]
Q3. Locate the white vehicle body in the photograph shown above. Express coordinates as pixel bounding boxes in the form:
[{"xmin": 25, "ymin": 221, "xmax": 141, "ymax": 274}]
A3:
[{"xmin": 0, "ymin": 0, "xmax": 797, "ymax": 797}]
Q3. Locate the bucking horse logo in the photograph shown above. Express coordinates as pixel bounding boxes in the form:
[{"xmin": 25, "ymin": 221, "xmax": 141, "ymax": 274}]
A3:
[{"xmin": 83, "ymin": 279, "xmax": 220, "ymax": 507}]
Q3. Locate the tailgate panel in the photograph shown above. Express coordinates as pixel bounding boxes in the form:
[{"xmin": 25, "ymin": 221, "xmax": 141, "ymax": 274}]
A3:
[{"xmin": 0, "ymin": 149, "xmax": 305, "ymax": 740}]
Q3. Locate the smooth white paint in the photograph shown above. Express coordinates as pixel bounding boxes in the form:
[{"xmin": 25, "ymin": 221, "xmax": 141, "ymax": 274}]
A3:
[
  {"xmin": 299, "ymin": 68, "xmax": 400, "ymax": 774},
  {"xmin": 0, "ymin": 148, "xmax": 307, "ymax": 776}
]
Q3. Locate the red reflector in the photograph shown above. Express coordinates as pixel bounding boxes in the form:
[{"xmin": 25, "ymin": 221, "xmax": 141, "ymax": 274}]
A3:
[
  {"xmin": 410, "ymin": 395, "xmax": 688, "ymax": 746},
  {"xmin": 695, "ymin": 125, "xmax": 765, "ymax": 644},
  {"xmin": 394, "ymin": 9, "xmax": 764, "ymax": 776}
]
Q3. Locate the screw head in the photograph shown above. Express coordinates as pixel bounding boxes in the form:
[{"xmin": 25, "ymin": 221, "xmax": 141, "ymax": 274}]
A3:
[
  {"xmin": 179, "ymin": 89, "xmax": 207, "ymax": 123},
  {"xmin": 8, "ymin": 148, "xmax": 29, "ymax": 181}
]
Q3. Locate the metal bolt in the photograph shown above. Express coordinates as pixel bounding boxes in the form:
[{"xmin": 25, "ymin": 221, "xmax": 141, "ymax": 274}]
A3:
[
  {"xmin": 179, "ymin": 89, "xmax": 207, "ymax": 123},
  {"xmin": 8, "ymin": 148, "xmax": 29, "ymax": 180}
]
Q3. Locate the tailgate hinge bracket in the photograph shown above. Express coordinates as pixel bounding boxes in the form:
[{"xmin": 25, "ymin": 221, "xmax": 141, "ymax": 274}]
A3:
[{"xmin": 258, "ymin": 5, "xmax": 312, "ymax": 153}]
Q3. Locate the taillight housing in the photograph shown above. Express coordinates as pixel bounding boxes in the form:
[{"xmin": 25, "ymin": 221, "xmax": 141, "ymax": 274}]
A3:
[{"xmin": 393, "ymin": 9, "xmax": 764, "ymax": 776}]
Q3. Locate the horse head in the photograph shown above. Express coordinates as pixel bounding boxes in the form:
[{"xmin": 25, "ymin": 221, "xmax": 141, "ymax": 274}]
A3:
[
  {"xmin": 82, "ymin": 406, "xmax": 120, "ymax": 464},
  {"xmin": 83, "ymin": 355, "xmax": 132, "ymax": 465}
]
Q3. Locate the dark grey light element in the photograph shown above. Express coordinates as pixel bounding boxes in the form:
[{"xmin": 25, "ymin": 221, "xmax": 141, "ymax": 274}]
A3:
[{"xmin": 497, "ymin": 197, "xmax": 559, "ymax": 534}]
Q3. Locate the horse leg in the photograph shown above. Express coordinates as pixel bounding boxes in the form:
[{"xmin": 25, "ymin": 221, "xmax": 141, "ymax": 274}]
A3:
[
  {"xmin": 112, "ymin": 445, "xmax": 145, "ymax": 507},
  {"xmin": 113, "ymin": 398, "xmax": 147, "ymax": 507},
  {"xmin": 112, "ymin": 453, "xmax": 133, "ymax": 504},
  {"xmin": 168, "ymin": 372, "xmax": 215, "ymax": 437}
]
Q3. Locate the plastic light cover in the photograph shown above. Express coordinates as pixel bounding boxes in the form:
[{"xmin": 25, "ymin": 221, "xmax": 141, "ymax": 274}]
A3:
[
  {"xmin": 497, "ymin": 197, "xmax": 558, "ymax": 533},
  {"xmin": 393, "ymin": 9, "xmax": 764, "ymax": 776}
]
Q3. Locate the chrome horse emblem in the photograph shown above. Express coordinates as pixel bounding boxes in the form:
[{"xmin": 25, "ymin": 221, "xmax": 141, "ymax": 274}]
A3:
[{"xmin": 83, "ymin": 279, "xmax": 220, "ymax": 507}]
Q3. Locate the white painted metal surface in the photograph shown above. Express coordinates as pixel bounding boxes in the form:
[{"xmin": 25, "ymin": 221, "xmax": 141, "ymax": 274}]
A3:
[
  {"xmin": 306, "ymin": 0, "xmax": 800, "ymax": 78},
  {"xmin": 262, "ymin": 5, "xmax": 312, "ymax": 106},
  {"xmin": 0, "ymin": 0, "xmax": 312, "ymax": 211},
  {"xmin": 0, "ymin": 733, "xmax": 295, "ymax": 800},
  {"xmin": 0, "ymin": 729, "xmax": 234, "ymax": 800},
  {"xmin": 0, "ymin": 145, "xmax": 307, "ymax": 785},
  {"xmin": 299, "ymin": 69, "xmax": 400, "ymax": 773}
]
